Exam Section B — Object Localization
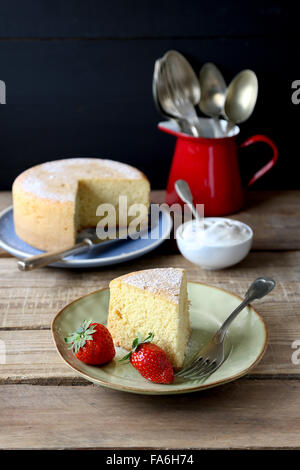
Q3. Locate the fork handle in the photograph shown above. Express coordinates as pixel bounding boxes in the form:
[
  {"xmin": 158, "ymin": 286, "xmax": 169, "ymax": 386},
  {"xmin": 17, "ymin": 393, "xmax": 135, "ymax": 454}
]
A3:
[
  {"xmin": 218, "ymin": 277, "xmax": 275, "ymax": 340},
  {"xmin": 218, "ymin": 298, "xmax": 250, "ymax": 341},
  {"xmin": 17, "ymin": 238, "xmax": 93, "ymax": 271}
]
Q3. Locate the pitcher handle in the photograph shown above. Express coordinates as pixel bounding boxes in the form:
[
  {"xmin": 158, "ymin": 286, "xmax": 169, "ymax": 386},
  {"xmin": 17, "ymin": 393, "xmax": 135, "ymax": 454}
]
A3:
[{"xmin": 240, "ymin": 134, "xmax": 278, "ymax": 187}]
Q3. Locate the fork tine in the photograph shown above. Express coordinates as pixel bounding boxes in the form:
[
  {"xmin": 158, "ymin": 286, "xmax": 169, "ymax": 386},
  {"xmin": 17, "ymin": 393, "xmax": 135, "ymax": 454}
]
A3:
[
  {"xmin": 175, "ymin": 356, "xmax": 204, "ymax": 377},
  {"xmin": 191, "ymin": 363, "xmax": 218, "ymax": 381},
  {"xmin": 182, "ymin": 359, "xmax": 212, "ymax": 378},
  {"xmin": 181, "ymin": 360, "xmax": 216, "ymax": 380},
  {"xmin": 177, "ymin": 357, "xmax": 210, "ymax": 379},
  {"xmin": 176, "ymin": 357, "xmax": 206, "ymax": 377}
]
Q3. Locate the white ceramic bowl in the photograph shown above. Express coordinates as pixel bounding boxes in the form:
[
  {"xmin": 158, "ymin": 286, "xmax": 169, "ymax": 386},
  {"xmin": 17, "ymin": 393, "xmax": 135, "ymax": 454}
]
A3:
[{"xmin": 176, "ymin": 217, "xmax": 253, "ymax": 270}]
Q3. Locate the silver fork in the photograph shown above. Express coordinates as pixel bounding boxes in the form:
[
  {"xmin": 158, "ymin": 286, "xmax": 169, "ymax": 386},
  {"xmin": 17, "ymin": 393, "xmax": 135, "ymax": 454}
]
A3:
[
  {"xmin": 163, "ymin": 58, "xmax": 203, "ymax": 137},
  {"xmin": 176, "ymin": 277, "xmax": 275, "ymax": 380}
]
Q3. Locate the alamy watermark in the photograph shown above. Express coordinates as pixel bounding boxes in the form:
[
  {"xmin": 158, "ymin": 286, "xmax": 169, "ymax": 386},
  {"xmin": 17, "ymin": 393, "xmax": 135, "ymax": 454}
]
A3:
[
  {"xmin": 93, "ymin": 197, "xmax": 204, "ymax": 241},
  {"xmin": 291, "ymin": 80, "xmax": 300, "ymax": 105},
  {"xmin": 291, "ymin": 340, "xmax": 300, "ymax": 365},
  {"xmin": 0, "ymin": 80, "xmax": 6, "ymax": 104}
]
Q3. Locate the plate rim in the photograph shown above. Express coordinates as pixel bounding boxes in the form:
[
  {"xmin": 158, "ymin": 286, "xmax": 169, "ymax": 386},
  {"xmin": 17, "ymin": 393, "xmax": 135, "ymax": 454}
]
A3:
[
  {"xmin": 0, "ymin": 205, "xmax": 173, "ymax": 268},
  {"xmin": 51, "ymin": 281, "xmax": 268, "ymax": 395}
]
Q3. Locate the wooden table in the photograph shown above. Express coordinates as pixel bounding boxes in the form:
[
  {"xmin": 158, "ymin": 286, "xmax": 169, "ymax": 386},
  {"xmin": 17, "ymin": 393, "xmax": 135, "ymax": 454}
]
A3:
[{"xmin": 1, "ymin": 190, "xmax": 300, "ymax": 450}]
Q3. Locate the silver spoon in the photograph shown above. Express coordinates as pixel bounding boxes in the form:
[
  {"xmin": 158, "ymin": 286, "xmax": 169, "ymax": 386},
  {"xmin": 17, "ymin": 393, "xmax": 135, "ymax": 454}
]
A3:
[
  {"xmin": 176, "ymin": 277, "xmax": 275, "ymax": 379},
  {"xmin": 153, "ymin": 58, "xmax": 191, "ymax": 135},
  {"xmin": 175, "ymin": 179, "xmax": 203, "ymax": 223},
  {"xmin": 159, "ymin": 51, "xmax": 203, "ymax": 137},
  {"xmin": 153, "ymin": 59, "xmax": 170, "ymax": 119},
  {"xmin": 224, "ymin": 69, "xmax": 258, "ymax": 136},
  {"xmin": 199, "ymin": 62, "xmax": 226, "ymax": 137}
]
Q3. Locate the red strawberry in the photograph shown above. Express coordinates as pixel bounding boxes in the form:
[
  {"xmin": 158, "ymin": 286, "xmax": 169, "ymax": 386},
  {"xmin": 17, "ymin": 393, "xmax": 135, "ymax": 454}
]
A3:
[
  {"xmin": 64, "ymin": 320, "xmax": 115, "ymax": 365},
  {"xmin": 120, "ymin": 332, "xmax": 174, "ymax": 384}
]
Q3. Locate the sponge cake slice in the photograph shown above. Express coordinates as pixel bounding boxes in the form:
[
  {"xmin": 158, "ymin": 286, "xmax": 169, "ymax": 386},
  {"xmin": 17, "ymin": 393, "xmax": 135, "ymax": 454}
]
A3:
[{"xmin": 108, "ymin": 268, "xmax": 190, "ymax": 369}]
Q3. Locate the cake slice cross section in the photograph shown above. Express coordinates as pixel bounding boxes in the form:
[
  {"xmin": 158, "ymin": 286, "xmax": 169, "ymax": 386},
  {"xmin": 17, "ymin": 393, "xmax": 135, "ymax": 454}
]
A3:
[{"xmin": 108, "ymin": 267, "xmax": 190, "ymax": 369}]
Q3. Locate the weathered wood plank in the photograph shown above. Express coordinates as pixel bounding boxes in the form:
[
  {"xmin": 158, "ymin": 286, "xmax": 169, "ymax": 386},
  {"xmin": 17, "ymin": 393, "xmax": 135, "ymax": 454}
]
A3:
[
  {"xmin": 0, "ymin": 381, "xmax": 300, "ymax": 449},
  {"xmin": 0, "ymin": 251, "xmax": 299, "ymax": 329},
  {"xmin": 229, "ymin": 191, "xmax": 300, "ymax": 251}
]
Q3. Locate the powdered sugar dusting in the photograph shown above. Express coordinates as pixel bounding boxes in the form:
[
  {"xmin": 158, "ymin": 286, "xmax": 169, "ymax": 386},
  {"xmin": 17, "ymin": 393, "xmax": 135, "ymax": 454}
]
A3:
[
  {"xmin": 123, "ymin": 268, "xmax": 184, "ymax": 303},
  {"xmin": 18, "ymin": 158, "xmax": 143, "ymax": 201}
]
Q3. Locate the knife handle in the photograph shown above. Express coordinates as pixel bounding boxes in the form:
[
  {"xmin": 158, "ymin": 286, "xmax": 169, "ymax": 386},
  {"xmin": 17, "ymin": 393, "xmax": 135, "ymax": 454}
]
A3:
[{"xmin": 17, "ymin": 238, "xmax": 93, "ymax": 271}]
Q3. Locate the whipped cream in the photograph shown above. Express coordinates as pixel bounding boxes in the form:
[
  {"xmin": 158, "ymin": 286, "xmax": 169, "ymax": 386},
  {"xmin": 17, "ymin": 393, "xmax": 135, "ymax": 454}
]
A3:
[{"xmin": 179, "ymin": 218, "xmax": 252, "ymax": 246}]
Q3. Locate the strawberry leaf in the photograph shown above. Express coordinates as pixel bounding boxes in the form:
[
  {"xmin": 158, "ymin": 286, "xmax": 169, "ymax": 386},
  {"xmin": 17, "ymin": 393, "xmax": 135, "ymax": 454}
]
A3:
[
  {"xmin": 132, "ymin": 337, "xmax": 139, "ymax": 351},
  {"xmin": 64, "ymin": 319, "xmax": 96, "ymax": 354},
  {"xmin": 118, "ymin": 352, "xmax": 132, "ymax": 362},
  {"xmin": 119, "ymin": 332, "xmax": 154, "ymax": 362},
  {"xmin": 143, "ymin": 332, "xmax": 154, "ymax": 343}
]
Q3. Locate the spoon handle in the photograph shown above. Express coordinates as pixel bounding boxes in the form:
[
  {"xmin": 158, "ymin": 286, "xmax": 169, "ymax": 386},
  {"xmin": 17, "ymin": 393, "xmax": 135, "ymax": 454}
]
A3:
[
  {"xmin": 189, "ymin": 203, "xmax": 201, "ymax": 221},
  {"xmin": 174, "ymin": 179, "xmax": 203, "ymax": 223},
  {"xmin": 225, "ymin": 121, "xmax": 235, "ymax": 136},
  {"xmin": 187, "ymin": 116, "xmax": 203, "ymax": 137},
  {"xmin": 212, "ymin": 117, "xmax": 224, "ymax": 137}
]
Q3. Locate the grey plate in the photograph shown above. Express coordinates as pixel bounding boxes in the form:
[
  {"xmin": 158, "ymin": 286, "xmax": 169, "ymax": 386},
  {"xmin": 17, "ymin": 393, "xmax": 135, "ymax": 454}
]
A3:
[{"xmin": 0, "ymin": 205, "xmax": 173, "ymax": 268}]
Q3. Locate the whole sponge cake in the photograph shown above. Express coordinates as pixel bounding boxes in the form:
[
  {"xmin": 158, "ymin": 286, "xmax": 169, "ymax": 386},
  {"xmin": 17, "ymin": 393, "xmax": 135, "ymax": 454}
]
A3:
[
  {"xmin": 13, "ymin": 158, "xmax": 150, "ymax": 251},
  {"xmin": 108, "ymin": 268, "xmax": 190, "ymax": 369}
]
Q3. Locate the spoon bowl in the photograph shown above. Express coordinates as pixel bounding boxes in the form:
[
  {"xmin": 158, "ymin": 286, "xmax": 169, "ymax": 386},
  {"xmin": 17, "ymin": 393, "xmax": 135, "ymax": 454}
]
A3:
[
  {"xmin": 199, "ymin": 62, "xmax": 227, "ymax": 137},
  {"xmin": 165, "ymin": 50, "xmax": 200, "ymax": 106},
  {"xmin": 224, "ymin": 69, "xmax": 258, "ymax": 134},
  {"xmin": 152, "ymin": 59, "xmax": 170, "ymax": 119}
]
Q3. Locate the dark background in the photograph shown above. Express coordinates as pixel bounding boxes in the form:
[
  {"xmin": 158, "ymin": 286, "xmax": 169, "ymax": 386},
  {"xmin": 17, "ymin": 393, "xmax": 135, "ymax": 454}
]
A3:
[{"xmin": 0, "ymin": 1, "xmax": 297, "ymax": 190}]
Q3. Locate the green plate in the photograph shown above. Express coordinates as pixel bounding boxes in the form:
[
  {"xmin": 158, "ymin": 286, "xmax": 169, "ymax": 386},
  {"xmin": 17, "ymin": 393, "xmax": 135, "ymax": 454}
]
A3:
[{"xmin": 52, "ymin": 282, "xmax": 268, "ymax": 395}]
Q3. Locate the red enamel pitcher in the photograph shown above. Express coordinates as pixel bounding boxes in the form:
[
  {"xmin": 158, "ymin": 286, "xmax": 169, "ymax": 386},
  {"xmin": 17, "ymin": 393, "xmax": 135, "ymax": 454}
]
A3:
[{"xmin": 160, "ymin": 119, "xmax": 278, "ymax": 216}]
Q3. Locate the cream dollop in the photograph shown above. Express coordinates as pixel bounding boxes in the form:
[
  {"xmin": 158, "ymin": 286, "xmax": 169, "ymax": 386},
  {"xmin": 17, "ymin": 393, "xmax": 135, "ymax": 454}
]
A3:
[{"xmin": 179, "ymin": 219, "xmax": 252, "ymax": 246}]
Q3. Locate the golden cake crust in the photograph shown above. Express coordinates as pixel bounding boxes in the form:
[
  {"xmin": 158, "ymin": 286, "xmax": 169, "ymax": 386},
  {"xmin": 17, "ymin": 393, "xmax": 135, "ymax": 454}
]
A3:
[
  {"xmin": 110, "ymin": 268, "xmax": 184, "ymax": 305},
  {"xmin": 14, "ymin": 158, "xmax": 148, "ymax": 202},
  {"xmin": 13, "ymin": 158, "xmax": 150, "ymax": 251}
]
